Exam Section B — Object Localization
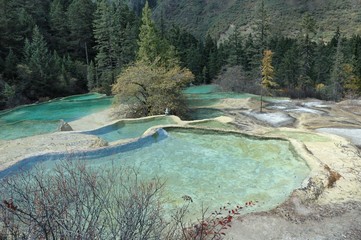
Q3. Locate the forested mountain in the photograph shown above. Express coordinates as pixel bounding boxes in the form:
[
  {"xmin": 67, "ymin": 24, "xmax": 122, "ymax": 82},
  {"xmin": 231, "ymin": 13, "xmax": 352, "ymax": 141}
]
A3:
[
  {"xmin": 0, "ymin": 0, "xmax": 218, "ymax": 110},
  {"xmin": 0, "ymin": 0, "xmax": 361, "ymax": 111},
  {"xmin": 154, "ymin": 0, "xmax": 361, "ymax": 40}
]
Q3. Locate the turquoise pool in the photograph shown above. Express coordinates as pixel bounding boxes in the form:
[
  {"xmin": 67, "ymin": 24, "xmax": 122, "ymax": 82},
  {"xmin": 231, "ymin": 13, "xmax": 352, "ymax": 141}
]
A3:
[
  {"xmin": 2, "ymin": 128, "xmax": 309, "ymax": 217},
  {"xmin": 184, "ymin": 85, "xmax": 288, "ymax": 108},
  {"xmin": 188, "ymin": 108, "xmax": 225, "ymax": 120},
  {"xmin": 0, "ymin": 120, "xmax": 61, "ymax": 140},
  {"xmin": 0, "ymin": 93, "xmax": 112, "ymax": 140},
  {"xmin": 184, "ymin": 85, "xmax": 257, "ymax": 107}
]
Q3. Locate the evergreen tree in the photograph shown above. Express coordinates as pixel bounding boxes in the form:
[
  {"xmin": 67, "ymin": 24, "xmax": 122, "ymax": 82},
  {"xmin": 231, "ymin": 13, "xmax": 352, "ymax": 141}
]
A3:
[
  {"xmin": 166, "ymin": 25, "xmax": 205, "ymax": 83},
  {"xmin": 0, "ymin": 0, "xmax": 34, "ymax": 58},
  {"xmin": 254, "ymin": 0, "xmax": 270, "ymax": 52},
  {"xmin": 113, "ymin": 2, "xmax": 194, "ymax": 118},
  {"xmin": 278, "ymin": 44, "xmax": 300, "ymax": 90},
  {"xmin": 130, "ymin": 0, "xmax": 157, "ymax": 16},
  {"xmin": 87, "ymin": 60, "xmax": 97, "ymax": 91},
  {"xmin": 3, "ymin": 48, "xmax": 18, "ymax": 82},
  {"xmin": 243, "ymin": 34, "xmax": 259, "ymax": 72},
  {"xmin": 66, "ymin": 0, "xmax": 96, "ymax": 61},
  {"xmin": 137, "ymin": 1, "xmax": 160, "ymax": 64},
  {"xmin": 185, "ymin": 45, "xmax": 203, "ymax": 83},
  {"xmin": 301, "ymin": 13, "xmax": 317, "ymax": 38},
  {"xmin": 350, "ymin": 35, "xmax": 361, "ymax": 80},
  {"xmin": 49, "ymin": 0, "xmax": 68, "ymax": 54},
  {"xmin": 328, "ymin": 38, "xmax": 345, "ymax": 101},
  {"xmin": 203, "ymin": 34, "xmax": 218, "ymax": 83},
  {"xmin": 330, "ymin": 27, "xmax": 341, "ymax": 48},
  {"xmin": 93, "ymin": 0, "xmax": 138, "ymax": 93},
  {"xmin": 226, "ymin": 30, "xmax": 244, "ymax": 66},
  {"xmin": 137, "ymin": 1, "xmax": 178, "ymax": 68},
  {"xmin": 19, "ymin": 26, "xmax": 52, "ymax": 99},
  {"xmin": 313, "ymin": 41, "xmax": 333, "ymax": 87},
  {"xmin": 299, "ymin": 14, "xmax": 317, "ymax": 93}
]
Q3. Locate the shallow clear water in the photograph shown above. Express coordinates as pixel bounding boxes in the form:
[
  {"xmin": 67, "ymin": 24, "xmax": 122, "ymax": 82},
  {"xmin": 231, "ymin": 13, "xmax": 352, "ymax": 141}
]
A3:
[
  {"xmin": 0, "ymin": 120, "xmax": 61, "ymax": 140},
  {"xmin": 184, "ymin": 85, "xmax": 257, "ymax": 107},
  {"xmin": 60, "ymin": 93, "xmax": 106, "ymax": 101},
  {"xmin": 184, "ymin": 85, "xmax": 288, "ymax": 108},
  {"xmin": 84, "ymin": 116, "xmax": 177, "ymax": 142},
  {"xmin": 0, "ymin": 96, "xmax": 112, "ymax": 122},
  {"xmin": 0, "ymin": 85, "xmax": 310, "ymax": 220},
  {"xmin": 183, "ymin": 85, "xmax": 220, "ymax": 94},
  {"xmin": 188, "ymin": 108, "xmax": 225, "ymax": 120},
  {"xmin": 0, "ymin": 93, "xmax": 112, "ymax": 140},
  {"xmin": 39, "ymin": 128, "xmax": 309, "ymax": 217}
]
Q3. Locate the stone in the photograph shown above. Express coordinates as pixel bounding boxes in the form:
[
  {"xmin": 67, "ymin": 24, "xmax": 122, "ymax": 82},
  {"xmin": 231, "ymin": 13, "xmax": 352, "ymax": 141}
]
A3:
[{"xmin": 58, "ymin": 120, "xmax": 73, "ymax": 131}]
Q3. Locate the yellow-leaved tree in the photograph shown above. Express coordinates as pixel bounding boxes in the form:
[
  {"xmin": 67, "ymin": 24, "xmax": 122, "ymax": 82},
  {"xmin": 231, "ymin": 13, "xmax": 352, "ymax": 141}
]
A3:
[
  {"xmin": 260, "ymin": 49, "xmax": 277, "ymax": 112},
  {"xmin": 112, "ymin": 62, "xmax": 193, "ymax": 117}
]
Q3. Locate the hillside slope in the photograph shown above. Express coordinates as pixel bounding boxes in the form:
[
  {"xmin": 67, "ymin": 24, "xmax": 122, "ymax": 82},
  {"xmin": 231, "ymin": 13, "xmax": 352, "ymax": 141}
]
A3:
[{"xmin": 154, "ymin": 0, "xmax": 361, "ymax": 40}]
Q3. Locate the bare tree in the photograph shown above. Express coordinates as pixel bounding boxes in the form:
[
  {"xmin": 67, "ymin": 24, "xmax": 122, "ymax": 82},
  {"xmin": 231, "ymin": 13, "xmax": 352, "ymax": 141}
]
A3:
[
  {"xmin": 214, "ymin": 65, "xmax": 258, "ymax": 94},
  {"xmin": 1, "ymin": 160, "xmax": 249, "ymax": 240},
  {"xmin": 0, "ymin": 161, "xmax": 167, "ymax": 240}
]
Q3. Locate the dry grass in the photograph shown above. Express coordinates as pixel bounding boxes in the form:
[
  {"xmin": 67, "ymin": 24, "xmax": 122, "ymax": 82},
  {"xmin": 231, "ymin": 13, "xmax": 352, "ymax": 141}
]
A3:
[{"xmin": 324, "ymin": 164, "xmax": 342, "ymax": 188}]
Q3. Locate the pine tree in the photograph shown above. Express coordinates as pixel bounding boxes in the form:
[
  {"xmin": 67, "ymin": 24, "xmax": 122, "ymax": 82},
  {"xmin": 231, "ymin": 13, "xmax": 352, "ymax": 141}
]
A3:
[
  {"xmin": 49, "ymin": 0, "xmax": 68, "ymax": 54},
  {"xmin": 113, "ymin": 1, "xmax": 193, "ymax": 117},
  {"xmin": 313, "ymin": 41, "xmax": 333, "ymax": 87},
  {"xmin": 4, "ymin": 48, "xmax": 18, "ymax": 82},
  {"xmin": 137, "ymin": 1, "xmax": 160, "ymax": 64},
  {"xmin": 350, "ymin": 35, "xmax": 361, "ymax": 81},
  {"xmin": 93, "ymin": 0, "xmax": 138, "ymax": 94},
  {"xmin": 330, "ymin": 27, "xmax": 341, "ymax": 48},
  {"xmin": 254, "ymin": 0, "xmax": 270, "ymax": 52},
  {"xmin": 137, "ymin": 1, "xmax": 178, "ymax": 69},
  {"xmin": 301, "ymin": 13, "xmax": 317, "ymax": 38},
  {"xmin": 329, "ymin": 38, "xmax": 345, "ymax": 101},
  {"xmin": 87, "ymin": 60, "xmax": 97, "ymax": 91},
  {"xmin": 299, "ymin": 14, "xmax": 317, "ymax": 92},
  {"xmin": 203, "ymin": 35, "xmax": 218, "ymax": 83},
  {"xmin": 0, "ymin": 0, "xmax": 34, "ymax": 58},
  {"xmin": 185, "ymin": 45, "xmax": 203, "ymax": 83},
  {"xmin": 278, "ymin": 44, "xmax": 300, "ymax": 90},
  {"xmin": 66, "ymin": 0, "xmax": 96, "ymax": 61},
  {"xmin": 20, "ymin": 26, "xmax": 52, "ymax": 99},
  {"xmin": 243, "ymin": 34, "xmax": 259, "ymax": 72},
  {"xmin": 226, "ymin": 30, "xmax": 244, "ymax": 66}
]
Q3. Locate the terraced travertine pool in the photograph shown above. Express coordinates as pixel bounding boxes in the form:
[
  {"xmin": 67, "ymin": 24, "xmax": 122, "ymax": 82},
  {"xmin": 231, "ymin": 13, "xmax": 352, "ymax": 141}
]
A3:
[
  {"xmin": 0, "ymin": 85, "xmax": 310, "ymax": 218},
  {"xmin": 87, "ymin": 129, "xmax": 308, "ymax": 213},
  {"xmin": 0, "ymin": 93, "xmax": 112, "ymax": 140},
  {"xmin": 2, "ymin": 128, "xmax": 309, "ymax": 216}
]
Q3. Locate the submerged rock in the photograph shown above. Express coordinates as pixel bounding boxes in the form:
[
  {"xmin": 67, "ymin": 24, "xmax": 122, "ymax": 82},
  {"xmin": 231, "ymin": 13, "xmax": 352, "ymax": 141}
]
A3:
[
  {"xmin": 58, "ymin": 120, "xmax": 73, "ymax": 131},
  {"xmin": 245, "ymin": 110, "xmax": 295, "ymax": 127}
]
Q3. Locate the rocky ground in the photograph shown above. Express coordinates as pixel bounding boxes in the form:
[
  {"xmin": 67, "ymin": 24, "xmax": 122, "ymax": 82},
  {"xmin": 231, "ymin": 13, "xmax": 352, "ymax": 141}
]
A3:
[
  {"xmin": 1, "ymin": 96, "xmax": 361, "ymax": 239},
  {"xmin": 214, "ymin": 97, "xmax": 361, "ymax": 240},
  {"xmin": 225, "ymin": 200, "xmax": 361, "ymax": 240}
]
